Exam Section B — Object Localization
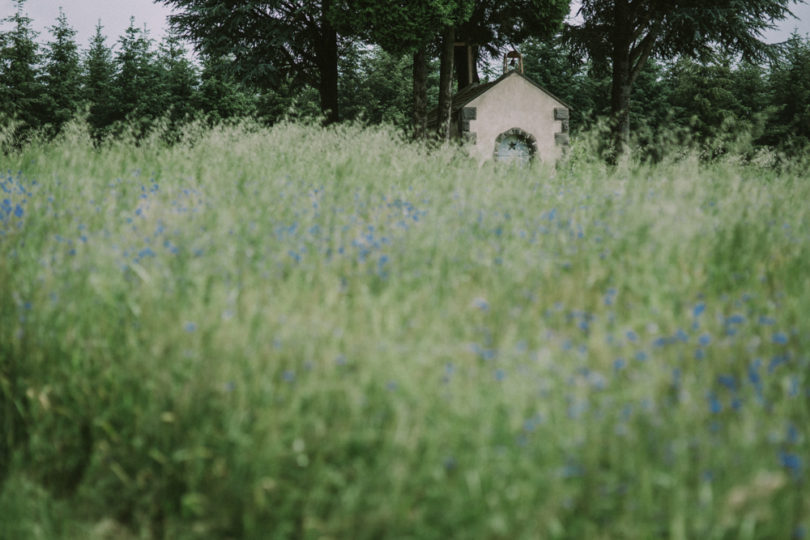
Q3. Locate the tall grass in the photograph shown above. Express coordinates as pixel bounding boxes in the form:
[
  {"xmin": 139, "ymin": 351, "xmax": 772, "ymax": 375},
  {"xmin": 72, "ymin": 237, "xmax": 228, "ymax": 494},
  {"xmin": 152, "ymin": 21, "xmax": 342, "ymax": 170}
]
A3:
[{"xmin": 1, "ymin": 120, "xmax": 808, "ymax": 539}]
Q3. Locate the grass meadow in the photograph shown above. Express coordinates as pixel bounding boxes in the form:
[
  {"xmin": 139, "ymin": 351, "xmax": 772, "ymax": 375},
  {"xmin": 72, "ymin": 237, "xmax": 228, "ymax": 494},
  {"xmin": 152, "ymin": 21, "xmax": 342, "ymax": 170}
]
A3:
[{"xmin": 1, "ymin": 120, "xmax": 809, "ymax": 539}]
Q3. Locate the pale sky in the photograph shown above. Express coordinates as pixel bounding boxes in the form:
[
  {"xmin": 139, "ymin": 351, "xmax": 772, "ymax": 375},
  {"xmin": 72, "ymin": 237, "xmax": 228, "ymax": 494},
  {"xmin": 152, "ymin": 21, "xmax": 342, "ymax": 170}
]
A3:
[
  {"xmin": 3, "ymin": 0, "xmax": 177, "ymax": 48},
  {"xmin": 3, "ymin": 0, "xmax": 810, "ymax": 50}
]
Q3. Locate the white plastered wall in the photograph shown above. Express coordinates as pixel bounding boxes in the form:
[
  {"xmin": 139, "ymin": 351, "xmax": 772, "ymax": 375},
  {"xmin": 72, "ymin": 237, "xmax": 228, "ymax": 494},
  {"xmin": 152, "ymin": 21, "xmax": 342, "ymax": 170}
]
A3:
[{"xmin": 466, "ymin": 73, "xmax": 567, "ymax": 164}]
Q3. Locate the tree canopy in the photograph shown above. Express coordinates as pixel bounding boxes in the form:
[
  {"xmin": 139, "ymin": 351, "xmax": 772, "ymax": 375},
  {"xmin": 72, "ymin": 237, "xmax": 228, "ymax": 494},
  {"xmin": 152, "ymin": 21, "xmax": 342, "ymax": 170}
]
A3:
[{"xmin": 567, "ymin": 0, "xmax": 798, "ymax": 157}]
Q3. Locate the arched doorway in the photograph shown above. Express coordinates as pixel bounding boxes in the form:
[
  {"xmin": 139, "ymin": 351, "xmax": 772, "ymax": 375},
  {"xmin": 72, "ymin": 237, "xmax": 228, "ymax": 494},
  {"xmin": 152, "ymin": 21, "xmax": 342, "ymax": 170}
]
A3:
[{"xmin": 494, "ymin": 128, "xmax": 538, "ymax": 165}]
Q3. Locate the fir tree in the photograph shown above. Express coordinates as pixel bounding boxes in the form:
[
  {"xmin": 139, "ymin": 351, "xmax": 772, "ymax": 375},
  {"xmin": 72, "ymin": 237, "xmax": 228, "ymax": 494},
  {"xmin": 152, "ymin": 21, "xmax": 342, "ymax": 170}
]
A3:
[
  {"xmin": 0, "ymin": 0, "xmax": 45, "ymax": 136},
  {"xmin": 42, "ymin": 8, "xmax": 81, "ymax": 133},
  {"xmin": 112, "ymin": 19, "xmax": 162, "ymax": 133},
  {"xmin": 82, "ymin": 21, "xmax": 116, "ymax": 136},
  {"xmin": 157, "ymin": 30, "xmax": 199, "ymax": 126}
]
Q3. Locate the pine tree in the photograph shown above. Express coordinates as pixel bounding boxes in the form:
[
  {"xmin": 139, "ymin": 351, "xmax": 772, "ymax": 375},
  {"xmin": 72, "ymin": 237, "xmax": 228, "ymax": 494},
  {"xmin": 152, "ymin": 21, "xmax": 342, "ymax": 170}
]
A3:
[
  {"xmin": 112, "ymin": 19, "xmax": 162, "ymax": 133},
  {"xmin": 0, "ymin": 0, "xmax": 46, "ymax": 136},
  {"xmin": 82, "ymin": 21, "xmax": 116, "ymax": 136},
  {"xmin": 42, "ymin": 8, "xmax": 81, "ymax": 133},
  {"xmin": 768, "ymin": 33, "xmax": 810, "ymax": 149},
  {"xmin": 157, "ymin": 30, "xmax": 199, "ymax": 126},
  {"xmin": 195, "ymin": 56, "xmax": 258, "ymax": 123}
]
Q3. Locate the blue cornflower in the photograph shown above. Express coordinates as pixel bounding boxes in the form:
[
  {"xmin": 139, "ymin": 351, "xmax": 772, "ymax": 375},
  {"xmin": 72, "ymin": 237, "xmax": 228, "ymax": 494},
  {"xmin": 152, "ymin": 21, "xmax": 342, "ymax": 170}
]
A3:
[
  {"xmin": 780, "ymin": 451, "xmax": 802, "ymax": 478},
  {"xmin": 787, "ymin": 423, "xmax": 800, "ymax": 444},
  {"xmin": 494, "ymin": 369, "xmax": 506, "ymax": 381},
  {"xmin": 773, "ymin": 332, "xmax": 789, "ymax": 345},
  {"xmin": 472, "ymin": 297, "xmax": 489, "ymax": 311},
  {"xmin": 579, "ymin": 320, "xmax": 589, "ymax": 332},
  {"xmin": 698, "ymin": 333, "xmax": 712, "ymax": 346},
  {"xmin": 184, "ymin": 321, "xmax": 197, "ymax": 333},
  {"xmin": 626, "ymin": 330, "xmax": 638, "ymax": 342},
  {"xmin": 693, "ymin": 302, "xmax": 706, "ymax": 317},
  {"xmin": 748, "ymin": 359, "xmax": 762, "ymax": 385},
  {"xmin": 708, "ymin": 393, "xmax": 722, "ymax": 414},
  {"xmin": 769, "ymin": 355, "xmax": 789, "ymax": 373},
  {"xmin": 717, "ymin": 375, "xmax": 736, "ymax": 391}
]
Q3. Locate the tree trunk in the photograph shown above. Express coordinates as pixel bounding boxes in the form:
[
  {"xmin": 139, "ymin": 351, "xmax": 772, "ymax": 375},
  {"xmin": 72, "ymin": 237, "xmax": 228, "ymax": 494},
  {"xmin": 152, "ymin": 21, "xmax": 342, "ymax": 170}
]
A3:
[
  {"xmin": 436, "ymin": 26, "xmax": 455, "ymax": 141},
  {"xmin": 454, "ymin": 44, "xmax": 479, "ymax": 91},
  {"xmin": 610, "ymin": 0, "xmax": 632, "ymax": 160},
  {"xmin": 318, "ymin": 1, "xmax": 339, "ymax": 124},
  {"xmin": 412, "ymin": 46, "xmax": 427, "ymax": 140}
]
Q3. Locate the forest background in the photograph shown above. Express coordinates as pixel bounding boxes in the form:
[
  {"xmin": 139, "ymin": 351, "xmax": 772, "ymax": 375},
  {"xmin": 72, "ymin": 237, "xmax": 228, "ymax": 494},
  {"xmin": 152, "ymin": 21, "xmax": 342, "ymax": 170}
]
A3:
[{"xmin": 1, "ymin": 0, "xmax": 810, "ymax": 158}]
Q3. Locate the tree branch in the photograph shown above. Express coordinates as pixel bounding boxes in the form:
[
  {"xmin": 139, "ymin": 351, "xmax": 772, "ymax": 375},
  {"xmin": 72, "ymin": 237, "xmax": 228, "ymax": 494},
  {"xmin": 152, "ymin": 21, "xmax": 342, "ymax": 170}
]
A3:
[{"xmin": 628, "ymin": 24, "xmax": 659, "ymax": 86}]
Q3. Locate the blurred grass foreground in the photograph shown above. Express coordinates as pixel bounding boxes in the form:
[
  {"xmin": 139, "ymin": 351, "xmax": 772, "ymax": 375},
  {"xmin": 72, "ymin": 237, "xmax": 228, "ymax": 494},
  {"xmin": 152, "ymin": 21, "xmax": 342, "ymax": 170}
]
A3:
[{"xmin": 1, "ymin": 120, "xmax": 809, "ymax": 539}]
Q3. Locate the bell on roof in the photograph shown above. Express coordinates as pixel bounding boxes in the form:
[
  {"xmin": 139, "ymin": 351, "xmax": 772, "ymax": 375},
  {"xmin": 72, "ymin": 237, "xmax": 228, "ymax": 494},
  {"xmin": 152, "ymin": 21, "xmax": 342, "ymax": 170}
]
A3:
[{"xmin": 503, "ymin": 50, "xmax": 524, "ymax": 75}]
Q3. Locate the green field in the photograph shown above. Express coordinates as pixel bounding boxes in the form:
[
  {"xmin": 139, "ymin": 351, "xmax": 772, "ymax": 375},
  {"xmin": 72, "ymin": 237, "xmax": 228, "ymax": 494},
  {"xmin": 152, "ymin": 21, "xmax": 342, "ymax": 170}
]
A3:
[{"xmin": 1, "ymin": 121, "xmax": 808, "ymax": 539}]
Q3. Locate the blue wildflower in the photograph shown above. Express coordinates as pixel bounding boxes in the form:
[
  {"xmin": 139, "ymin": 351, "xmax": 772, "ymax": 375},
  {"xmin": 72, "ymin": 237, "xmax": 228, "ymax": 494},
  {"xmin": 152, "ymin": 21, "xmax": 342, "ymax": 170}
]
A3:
[
  {"xmin": 472, "ymin": 297, "xmax": 489, "ymax": 311},
  {"xmin": 773, "ymin": 332, "xmax": 789, "ymax": 345},
  {"xmin": 780, "ymin": 451, "xmax": 802, "ymax": 478},
  {"xmin": 717, "ymin": 375, "xmax": 737, "ymax": 391},
  {"xmin": 698, "ymin": 333, "xmax": 712, "ymax": 346},
  {"xmin": 787, "ymin": 423, "xmax": 800, "ymax": 444},
  {"xmin": 708, "ymin": 393, "xmax": 722, "ymax": 414},
  {"xmin": 184, "ymin": 321, "xmax": 197, "ymax": 333},
  {"xmin": 579, "ymin": 320, "xmax": 589, "ymax": 332},
  {"xmin": 748, "ymin": 359, "xmax": 762, "ymax": 385},
  {"xmin": 693, "ymin": 302, "xmax": 706, "ymax": 317},
  {"xmin": 769, "ymin": 355, "xmax": 789, "ymax": 373}
]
